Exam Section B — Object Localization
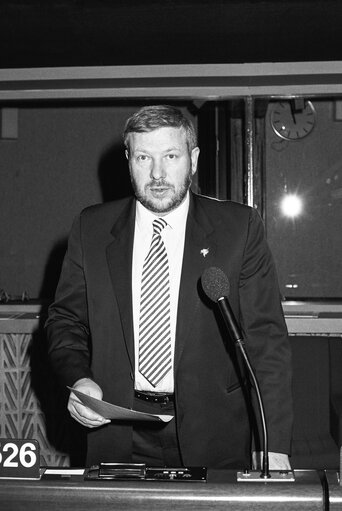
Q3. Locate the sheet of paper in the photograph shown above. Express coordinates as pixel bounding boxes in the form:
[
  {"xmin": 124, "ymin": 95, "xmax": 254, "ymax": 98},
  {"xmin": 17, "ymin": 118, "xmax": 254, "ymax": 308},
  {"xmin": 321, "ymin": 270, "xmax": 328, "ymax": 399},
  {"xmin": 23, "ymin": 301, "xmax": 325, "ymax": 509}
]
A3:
[
  {"xmin": 44, "ymin": 468, "xmax": 85, "ymax": 475},
  {"xmin": 68, "ymin": 387, "xmax": 173, "ymax": 423}
]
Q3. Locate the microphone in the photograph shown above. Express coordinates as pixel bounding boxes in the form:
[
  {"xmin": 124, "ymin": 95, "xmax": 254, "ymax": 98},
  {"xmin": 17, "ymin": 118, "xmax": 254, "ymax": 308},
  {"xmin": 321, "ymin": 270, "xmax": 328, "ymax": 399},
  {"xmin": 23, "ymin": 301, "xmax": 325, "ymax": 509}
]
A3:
[
  {"xmin": 201, "ymin": 267, "xmax": 243, "ymax": 345},
  {"xmin": 201, "ymin": 267, "xmax": 270, "ymax": 479}
]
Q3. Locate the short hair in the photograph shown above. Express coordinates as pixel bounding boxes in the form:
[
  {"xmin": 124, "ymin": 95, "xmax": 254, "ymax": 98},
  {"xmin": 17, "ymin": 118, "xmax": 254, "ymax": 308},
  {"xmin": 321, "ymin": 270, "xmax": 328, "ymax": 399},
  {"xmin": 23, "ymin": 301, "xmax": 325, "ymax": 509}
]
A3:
[{"xmin": 123, "ymin": 105, "xmax": 197, "ymax": 153}]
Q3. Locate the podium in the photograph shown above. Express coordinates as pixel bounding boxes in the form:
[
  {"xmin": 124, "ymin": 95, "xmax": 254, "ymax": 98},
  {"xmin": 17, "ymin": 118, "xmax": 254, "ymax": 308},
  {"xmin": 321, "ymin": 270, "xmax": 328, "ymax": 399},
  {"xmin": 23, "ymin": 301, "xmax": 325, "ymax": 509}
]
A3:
[{"xmin": 0, "ymin": 469, "xmax": 331, "ymax": 511}]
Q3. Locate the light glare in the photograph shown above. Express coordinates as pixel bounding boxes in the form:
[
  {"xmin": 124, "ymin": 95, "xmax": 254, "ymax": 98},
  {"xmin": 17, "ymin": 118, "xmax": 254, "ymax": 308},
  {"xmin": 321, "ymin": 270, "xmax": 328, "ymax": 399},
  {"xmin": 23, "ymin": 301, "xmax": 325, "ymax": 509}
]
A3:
[{"xmin": 281, "ymin": 194, "xmax": 303, "ymax": 217}]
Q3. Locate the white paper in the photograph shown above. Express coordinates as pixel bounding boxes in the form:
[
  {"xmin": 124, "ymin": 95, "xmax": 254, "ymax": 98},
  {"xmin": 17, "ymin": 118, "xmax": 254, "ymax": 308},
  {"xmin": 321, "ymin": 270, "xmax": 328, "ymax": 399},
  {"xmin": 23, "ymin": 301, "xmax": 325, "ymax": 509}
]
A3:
[
  {"xmin": 44, "ymin": 468, "xmax": 85, "ymax": 475},
  {"xmin": 68, "ymin": 387, "xmax": 173, "ymax": 423}
]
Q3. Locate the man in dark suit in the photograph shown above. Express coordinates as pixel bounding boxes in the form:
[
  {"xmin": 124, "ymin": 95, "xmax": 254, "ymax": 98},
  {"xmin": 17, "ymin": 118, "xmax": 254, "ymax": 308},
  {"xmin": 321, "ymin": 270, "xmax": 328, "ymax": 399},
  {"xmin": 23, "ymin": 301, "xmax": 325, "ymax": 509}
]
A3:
[{"xmin": 46, "ymin": 105, "xmax": 293, "ymax": 470}]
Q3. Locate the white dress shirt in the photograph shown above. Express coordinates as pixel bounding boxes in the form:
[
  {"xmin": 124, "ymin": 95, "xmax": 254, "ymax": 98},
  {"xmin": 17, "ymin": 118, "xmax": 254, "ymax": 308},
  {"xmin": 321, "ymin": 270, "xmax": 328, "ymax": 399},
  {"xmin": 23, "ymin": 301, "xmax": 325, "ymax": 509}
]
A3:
[{"xmin": 132, "ymin": 193, "xmax": 189, "ymax": 393}]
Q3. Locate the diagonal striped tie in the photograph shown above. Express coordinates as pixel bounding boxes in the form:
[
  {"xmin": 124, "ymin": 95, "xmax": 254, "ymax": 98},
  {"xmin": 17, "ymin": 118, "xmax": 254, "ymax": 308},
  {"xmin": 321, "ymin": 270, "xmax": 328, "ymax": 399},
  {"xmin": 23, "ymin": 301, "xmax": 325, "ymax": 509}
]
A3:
[{"xmin": 138, "ymin": 217, "xmax": 171, "ymax": 387}]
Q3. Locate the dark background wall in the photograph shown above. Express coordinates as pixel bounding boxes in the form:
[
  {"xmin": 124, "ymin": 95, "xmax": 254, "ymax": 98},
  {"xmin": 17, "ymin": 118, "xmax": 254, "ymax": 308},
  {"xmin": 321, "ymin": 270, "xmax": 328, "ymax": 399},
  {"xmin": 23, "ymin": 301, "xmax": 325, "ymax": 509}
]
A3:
[
  {"xmin": 0, "ymin": 102, "xmax": 197, "ymax": 299},
  {"xmin": 265, "ymin": 99, "xmax": 342, "ymax": 298},
  {"xmin": 1, "ymin": 97, "xmax": 342, "ymax": 300},
  {"xmin": 2, "ymin": 0, "xmax": 342, "ymax": 68}
]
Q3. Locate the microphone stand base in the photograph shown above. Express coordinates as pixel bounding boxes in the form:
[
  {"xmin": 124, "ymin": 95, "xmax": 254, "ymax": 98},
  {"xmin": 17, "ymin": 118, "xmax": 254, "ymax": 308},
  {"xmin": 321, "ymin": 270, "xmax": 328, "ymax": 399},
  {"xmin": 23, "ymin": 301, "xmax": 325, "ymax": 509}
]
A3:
[{"xmin": 237, "ymin": 470, "xmax": 295, "ymax": 482}]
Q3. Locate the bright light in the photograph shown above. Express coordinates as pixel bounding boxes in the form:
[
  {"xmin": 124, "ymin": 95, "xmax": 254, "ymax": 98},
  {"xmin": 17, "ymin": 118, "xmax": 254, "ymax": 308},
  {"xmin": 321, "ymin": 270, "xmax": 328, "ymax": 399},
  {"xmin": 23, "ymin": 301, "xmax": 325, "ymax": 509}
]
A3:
[{"xmin": 280, "ymin": 194, "xmax": 303, "ymax": 217}]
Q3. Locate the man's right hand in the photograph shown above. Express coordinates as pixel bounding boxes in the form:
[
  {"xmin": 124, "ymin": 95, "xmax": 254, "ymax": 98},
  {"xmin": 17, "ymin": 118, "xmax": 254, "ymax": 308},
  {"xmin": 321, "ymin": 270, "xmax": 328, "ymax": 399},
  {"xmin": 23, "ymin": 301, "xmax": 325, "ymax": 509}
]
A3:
[{"xmin": 68, "ymin": 378, "xmax": 111, "ymax": 428}]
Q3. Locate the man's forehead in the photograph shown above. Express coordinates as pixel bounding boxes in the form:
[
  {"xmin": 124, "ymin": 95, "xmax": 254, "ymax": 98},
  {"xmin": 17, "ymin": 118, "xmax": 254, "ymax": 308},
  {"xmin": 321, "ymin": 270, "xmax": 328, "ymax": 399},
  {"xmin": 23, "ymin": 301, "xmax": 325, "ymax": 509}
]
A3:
[{"xmin": 129, "ymin": 126, "xmax": 187, "ymax": 145}]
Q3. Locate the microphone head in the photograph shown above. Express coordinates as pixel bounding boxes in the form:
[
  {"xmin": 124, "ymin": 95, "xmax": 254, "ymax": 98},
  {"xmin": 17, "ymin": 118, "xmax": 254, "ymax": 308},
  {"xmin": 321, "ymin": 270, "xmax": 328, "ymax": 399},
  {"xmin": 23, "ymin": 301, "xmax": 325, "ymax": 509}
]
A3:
[{"xmin": 201, "ymin": 267, "xmax": 230, "ymax": 302}]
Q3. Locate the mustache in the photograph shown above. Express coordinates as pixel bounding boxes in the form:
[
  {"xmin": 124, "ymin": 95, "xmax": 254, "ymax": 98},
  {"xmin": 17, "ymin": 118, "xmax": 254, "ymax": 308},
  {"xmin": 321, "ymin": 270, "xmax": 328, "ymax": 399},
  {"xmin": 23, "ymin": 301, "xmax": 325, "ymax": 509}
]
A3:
[{"xmin": 147, "ymin": 180, "xmax": 173, "ymax": 188}]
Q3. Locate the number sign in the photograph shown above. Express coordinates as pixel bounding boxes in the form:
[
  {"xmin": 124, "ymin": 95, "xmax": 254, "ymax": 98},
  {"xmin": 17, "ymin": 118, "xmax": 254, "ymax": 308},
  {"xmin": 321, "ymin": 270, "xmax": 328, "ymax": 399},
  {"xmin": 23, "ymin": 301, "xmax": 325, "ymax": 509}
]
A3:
[{"xmin": 0, "ymin": 439, "xmax": 40, "ymax": 479}]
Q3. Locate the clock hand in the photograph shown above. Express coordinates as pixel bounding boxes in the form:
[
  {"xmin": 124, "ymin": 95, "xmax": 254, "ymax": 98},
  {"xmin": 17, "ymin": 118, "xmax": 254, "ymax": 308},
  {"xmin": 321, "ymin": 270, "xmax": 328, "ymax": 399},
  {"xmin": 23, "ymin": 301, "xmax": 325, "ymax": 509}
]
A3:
[{"xmin": 290, "ymin": 102, "xmax": 297, "ymax": 124}]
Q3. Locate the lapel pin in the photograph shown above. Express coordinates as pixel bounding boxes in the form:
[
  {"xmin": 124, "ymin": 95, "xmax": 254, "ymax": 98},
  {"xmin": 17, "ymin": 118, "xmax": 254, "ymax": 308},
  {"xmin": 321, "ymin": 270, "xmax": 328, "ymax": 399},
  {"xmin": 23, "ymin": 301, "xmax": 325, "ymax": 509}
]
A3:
[{"xmin": 200, "ymin": 248, "xmax": 209, "ymax": 258}]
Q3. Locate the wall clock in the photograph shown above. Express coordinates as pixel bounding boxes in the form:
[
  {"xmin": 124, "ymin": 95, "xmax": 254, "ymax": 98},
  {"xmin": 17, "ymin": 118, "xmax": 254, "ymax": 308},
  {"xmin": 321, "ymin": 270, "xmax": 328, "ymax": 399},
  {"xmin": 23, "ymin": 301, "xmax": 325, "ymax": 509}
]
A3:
[{"xmin": 270, "ymin": 100, "xmax": 316, "ymax": 141}]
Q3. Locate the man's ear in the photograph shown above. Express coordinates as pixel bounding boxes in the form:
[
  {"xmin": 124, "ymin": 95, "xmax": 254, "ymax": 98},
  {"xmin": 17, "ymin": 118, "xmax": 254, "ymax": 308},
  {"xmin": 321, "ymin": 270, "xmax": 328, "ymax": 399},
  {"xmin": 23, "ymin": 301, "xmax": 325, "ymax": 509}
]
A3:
[
  {"xmin": 125, "ymin": 149, "xmax": 129, "ymax": 160},
  {"xmin": 191, "ymin": 147, "xmax": 200, "ymax": 175}
]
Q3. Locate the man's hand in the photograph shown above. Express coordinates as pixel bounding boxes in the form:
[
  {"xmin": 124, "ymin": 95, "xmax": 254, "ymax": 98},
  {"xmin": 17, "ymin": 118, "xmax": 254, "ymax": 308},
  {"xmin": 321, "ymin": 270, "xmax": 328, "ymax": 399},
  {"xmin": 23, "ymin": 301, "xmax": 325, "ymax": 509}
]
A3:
[
  {"xmin": 68, "ymin": 378, "xmax": 111, "ymax": 428},
  {"xmin": 252, "ymin": 451, "xmax": 291, "ymax": 470}
]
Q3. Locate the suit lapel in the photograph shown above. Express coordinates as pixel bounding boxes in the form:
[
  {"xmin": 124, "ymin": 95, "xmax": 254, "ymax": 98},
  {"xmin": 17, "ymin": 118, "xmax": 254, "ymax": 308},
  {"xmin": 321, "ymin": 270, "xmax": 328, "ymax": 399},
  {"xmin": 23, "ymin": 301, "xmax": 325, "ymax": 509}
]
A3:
[
  {"xmin": 175, "ymin": 194, "xmax": 218, "ymax": 367},
  {"xmin": 106, "ymin": 197, "xmax": 136, "ymax": 372}
]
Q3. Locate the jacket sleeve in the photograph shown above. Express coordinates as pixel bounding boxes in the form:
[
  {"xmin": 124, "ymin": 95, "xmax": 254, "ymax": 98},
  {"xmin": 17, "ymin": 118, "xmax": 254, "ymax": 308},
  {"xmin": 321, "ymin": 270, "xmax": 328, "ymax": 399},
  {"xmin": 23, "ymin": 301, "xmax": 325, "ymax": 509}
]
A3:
[
  {"xmin": 45, "ymin": 213, "xmax": 93, "ymax": 387},
  {"xmin": 238, "ymin": 207, "xmax": 293, "ymax": 454}
]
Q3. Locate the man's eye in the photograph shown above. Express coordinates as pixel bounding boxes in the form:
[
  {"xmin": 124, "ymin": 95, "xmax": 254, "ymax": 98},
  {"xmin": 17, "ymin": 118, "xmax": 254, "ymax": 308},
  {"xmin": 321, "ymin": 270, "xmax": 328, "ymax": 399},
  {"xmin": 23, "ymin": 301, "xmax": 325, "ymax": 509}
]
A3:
[
  {"xmin": 137, "ymin": 155, "xmax": 149, "ymax": 162},
  {"xmin": 167, "ymin": 154, "xmax": 177, "ymax": 159}
]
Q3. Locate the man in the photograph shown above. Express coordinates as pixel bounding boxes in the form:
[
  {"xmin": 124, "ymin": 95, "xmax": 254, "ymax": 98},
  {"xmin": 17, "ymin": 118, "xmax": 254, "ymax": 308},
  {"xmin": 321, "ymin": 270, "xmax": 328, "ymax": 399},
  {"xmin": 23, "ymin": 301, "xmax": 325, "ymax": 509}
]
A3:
[{"xmin": 46, "ymin": 105, "xmax": 293, "ymax": 469}]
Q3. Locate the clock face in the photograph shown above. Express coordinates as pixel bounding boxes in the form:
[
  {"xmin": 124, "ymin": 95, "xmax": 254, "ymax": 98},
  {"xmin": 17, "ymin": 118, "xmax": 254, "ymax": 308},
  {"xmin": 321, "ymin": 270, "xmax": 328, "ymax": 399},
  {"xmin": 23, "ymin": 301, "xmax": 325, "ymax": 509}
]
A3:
[{"xmin": 270, "ymin": 100, "xmax": 316, "ymax": 140}]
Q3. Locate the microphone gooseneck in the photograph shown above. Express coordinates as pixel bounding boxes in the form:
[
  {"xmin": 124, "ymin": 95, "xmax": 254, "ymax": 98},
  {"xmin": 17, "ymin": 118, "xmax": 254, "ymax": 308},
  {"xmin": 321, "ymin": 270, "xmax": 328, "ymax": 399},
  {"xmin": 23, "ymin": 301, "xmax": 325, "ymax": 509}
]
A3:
[{"xmin": 201, "ymin": 267, "xmax": 270, "ymax": 479}]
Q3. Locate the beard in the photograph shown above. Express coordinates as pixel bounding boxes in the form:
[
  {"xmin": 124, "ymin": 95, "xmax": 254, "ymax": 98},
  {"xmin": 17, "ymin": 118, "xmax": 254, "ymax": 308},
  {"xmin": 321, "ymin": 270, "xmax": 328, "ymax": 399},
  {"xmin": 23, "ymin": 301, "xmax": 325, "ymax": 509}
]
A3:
[{"xmin": 130, "ymin": 170, "xmax": 192, "ymax": 215}]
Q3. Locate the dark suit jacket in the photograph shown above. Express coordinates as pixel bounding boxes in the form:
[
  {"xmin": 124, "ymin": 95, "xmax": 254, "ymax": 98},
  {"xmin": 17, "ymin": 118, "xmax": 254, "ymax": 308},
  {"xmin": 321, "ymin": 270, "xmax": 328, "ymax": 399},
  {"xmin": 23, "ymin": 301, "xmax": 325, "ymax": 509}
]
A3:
[{"xmin": 46, "ymin": 192, "xmax": 293, "ymax": 468}]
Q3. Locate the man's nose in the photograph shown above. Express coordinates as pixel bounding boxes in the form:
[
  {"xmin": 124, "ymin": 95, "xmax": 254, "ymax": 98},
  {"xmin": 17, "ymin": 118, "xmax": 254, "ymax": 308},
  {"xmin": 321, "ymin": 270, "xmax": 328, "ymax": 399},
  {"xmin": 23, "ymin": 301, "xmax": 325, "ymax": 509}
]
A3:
[{"xmin": 150, "ymin": 158, "xmax": 166, "ymax": 180}]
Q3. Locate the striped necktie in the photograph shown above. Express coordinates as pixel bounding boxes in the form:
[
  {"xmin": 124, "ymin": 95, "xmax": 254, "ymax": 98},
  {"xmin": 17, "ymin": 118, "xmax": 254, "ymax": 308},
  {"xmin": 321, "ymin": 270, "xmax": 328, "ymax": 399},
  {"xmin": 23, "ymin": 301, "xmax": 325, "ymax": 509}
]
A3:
[{"xmin": 138, "ymin": 217, "xmax": 171, "ymax": 387}]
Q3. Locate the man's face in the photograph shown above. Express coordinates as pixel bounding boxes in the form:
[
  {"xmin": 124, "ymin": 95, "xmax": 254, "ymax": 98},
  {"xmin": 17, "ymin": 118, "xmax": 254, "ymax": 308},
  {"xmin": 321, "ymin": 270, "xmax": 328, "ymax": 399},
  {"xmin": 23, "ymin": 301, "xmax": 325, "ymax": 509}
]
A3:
[{"xmin": 126, "ymin": 127, "xmax": 199, "ymax": 216}]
